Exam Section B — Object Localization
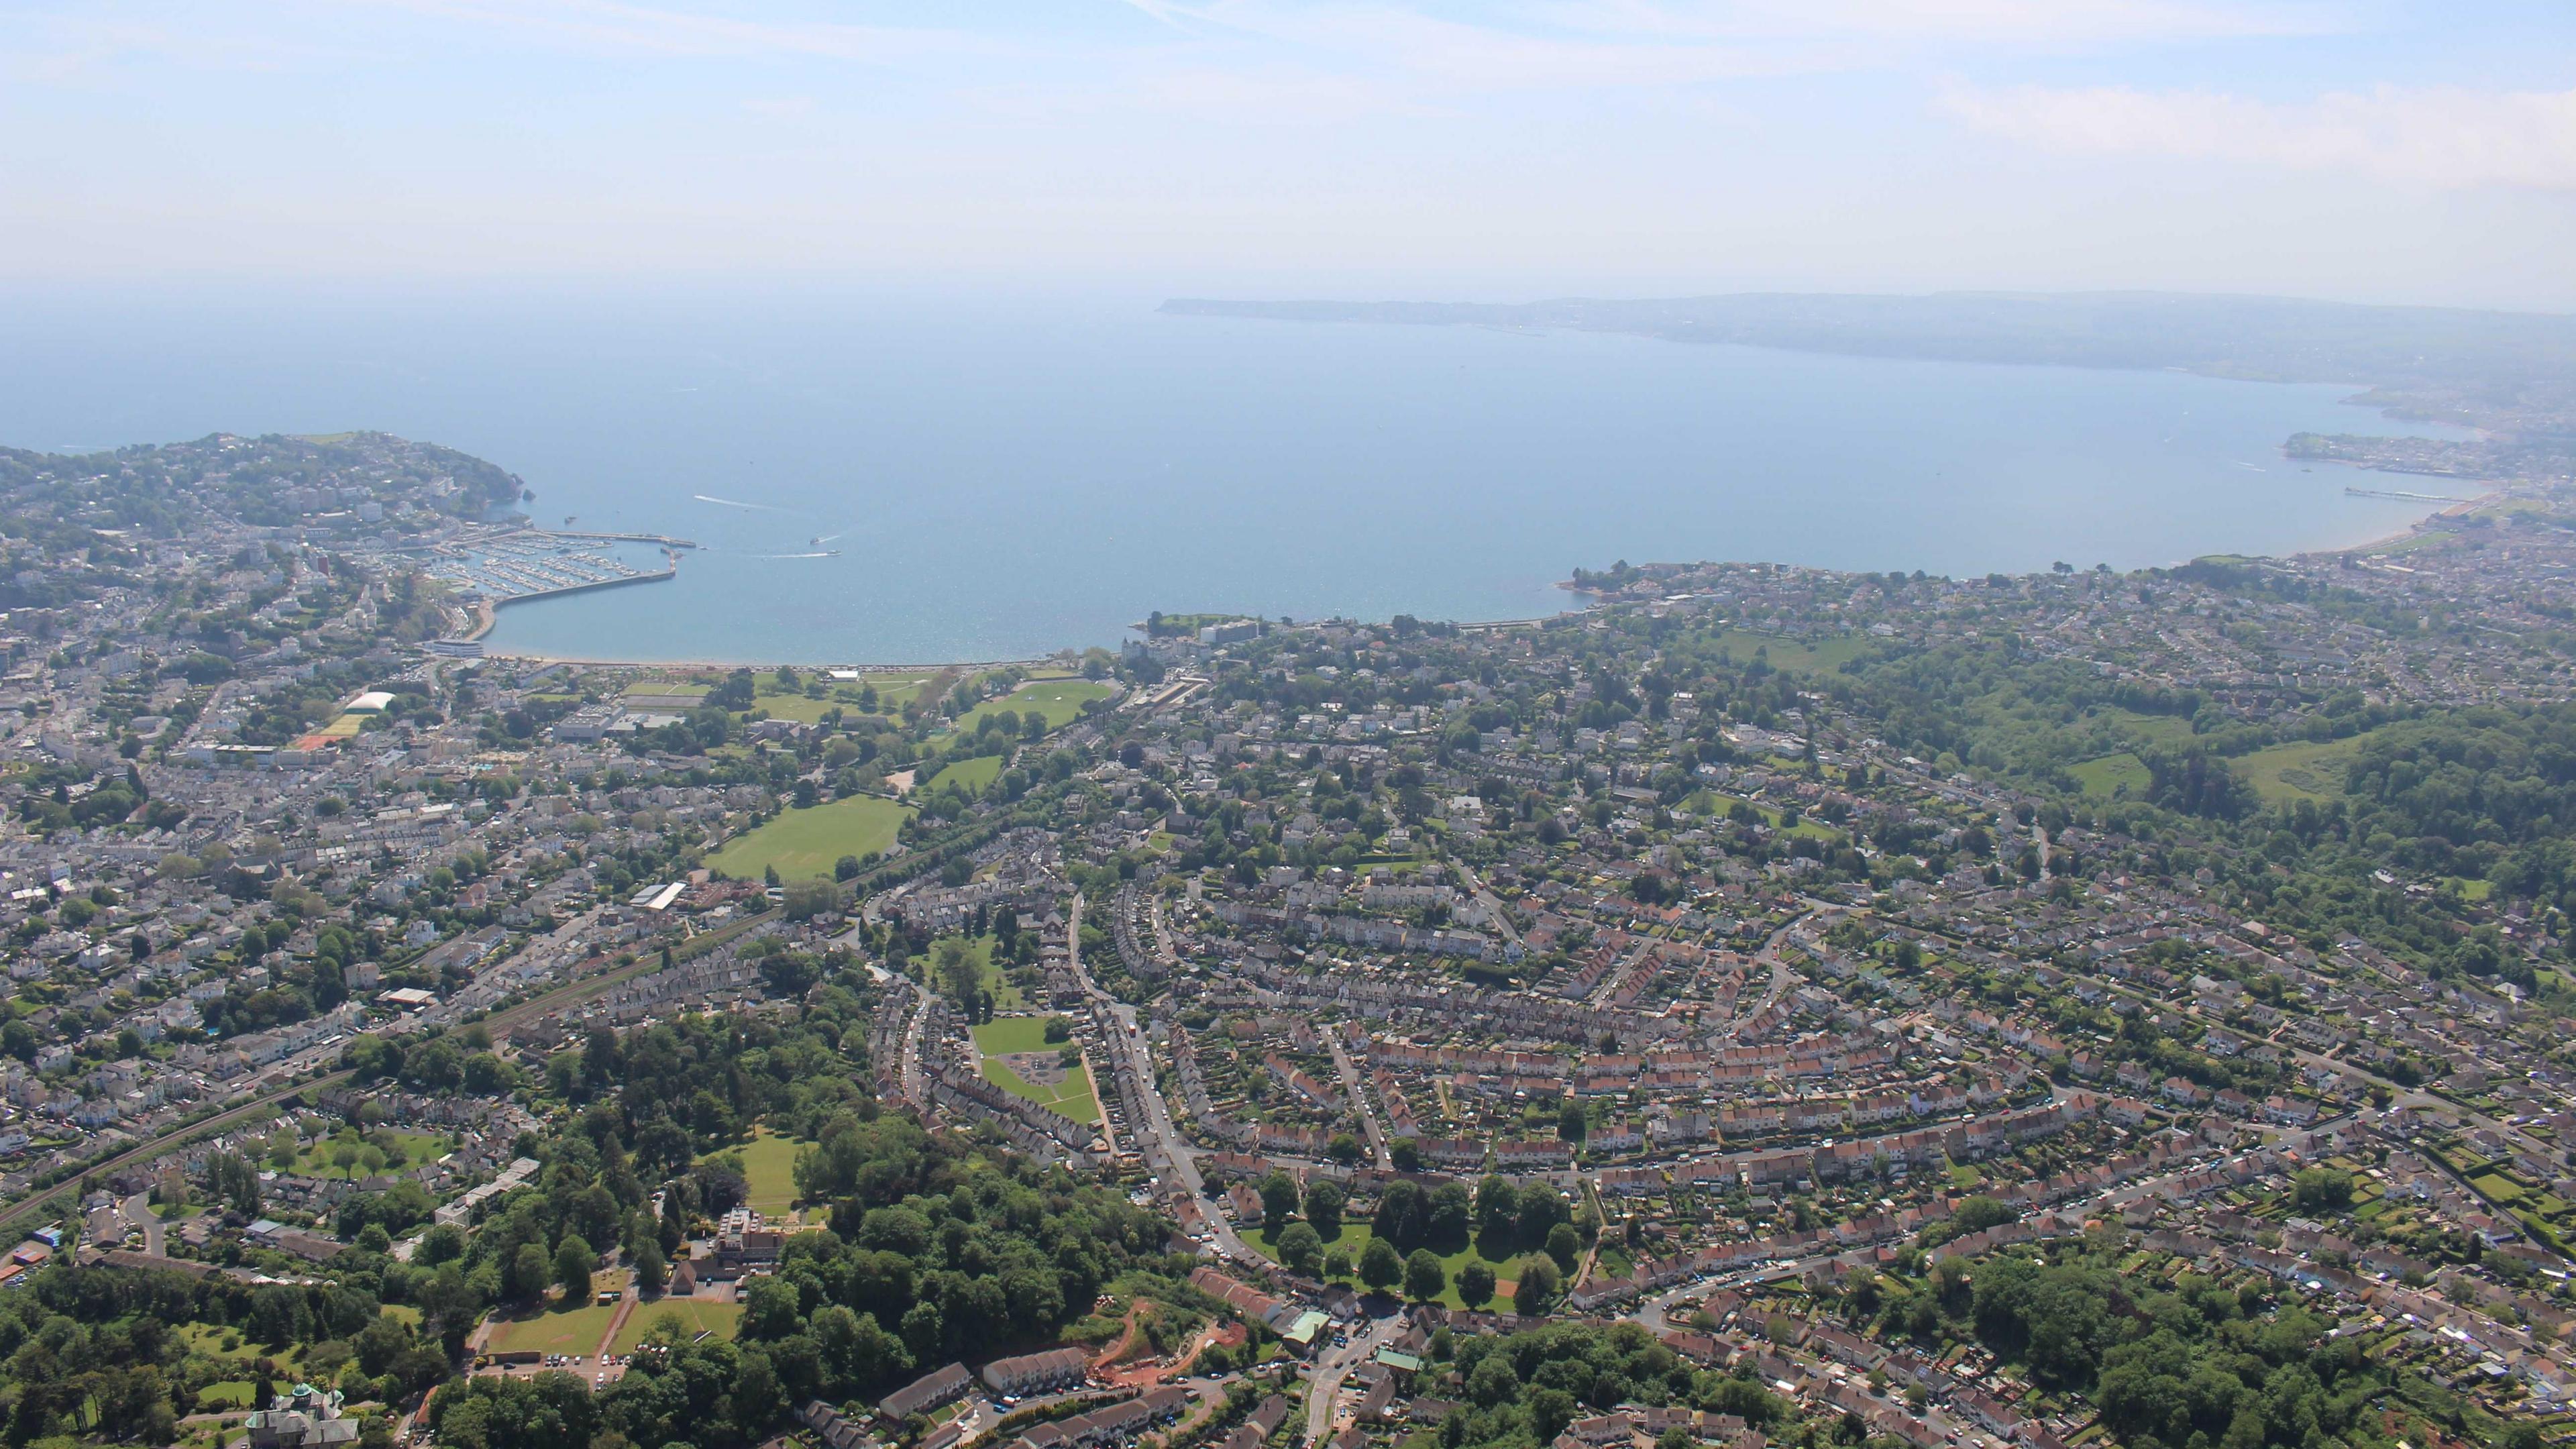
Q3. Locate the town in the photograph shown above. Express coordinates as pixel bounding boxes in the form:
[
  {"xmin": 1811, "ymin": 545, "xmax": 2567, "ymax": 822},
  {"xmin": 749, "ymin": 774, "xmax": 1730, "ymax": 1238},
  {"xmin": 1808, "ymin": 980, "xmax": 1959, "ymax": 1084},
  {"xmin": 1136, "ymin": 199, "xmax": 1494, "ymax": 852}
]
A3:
[{"xmin": 0, "ymin": 429, "xmax": 2571, "ymax": 1449}]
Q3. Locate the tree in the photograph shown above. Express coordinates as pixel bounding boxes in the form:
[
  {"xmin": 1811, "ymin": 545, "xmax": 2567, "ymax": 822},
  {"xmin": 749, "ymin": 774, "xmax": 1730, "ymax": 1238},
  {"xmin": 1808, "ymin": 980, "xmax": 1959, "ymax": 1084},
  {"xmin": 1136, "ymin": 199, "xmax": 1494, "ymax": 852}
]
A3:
[
  {"xmin": 1952, "ymin": 1195, "xmax": 2017, "ymax": 1234},
  {"xmin": 1545, "ymin": 1222, "xmax": 1582, "ymax": 1271},
  {"xmin": 1515, "ymin": 1256, "xmax": 1561, "ymax": 1315},
  {"xmin": 1360, "ymin": 1237, "xmax": 1404, "ymax": 1291},
  {"xmin": 782, "ymin": 878, "xmax": 837, "ymax": 922},
  {"xmin": 553, "ymin": 1234, "xmax": 594, "ymax": 1303},
  {"xmin": 1475, "ymin": 1175, "xmax": 1518, "ymax": 1238},
  {"xmin": 1276, "ymin": 1222, "xmax": 1324, "ymax": 1277},
  {"xmin": 1518, "ymin": 1186, "xmax": 1570, "ymax": 1245},
  {"xmin": 1457, "ymin": 1261, "xmax": 1497, "ymax": 1308},
  {"xmin": 633, "ymin": 1238, "xmax": 668, "ymax": 1295},
  {"xmin": 1303, "ymin": 1181, "xmax": 1344, "ymax": 1239},
  {"xmin": 1466, "ymin": 1355, "xmax": 1519, "ymax": 1407},
  {"xmin": 1557, "ymin": 1099, "xmax": 1588, "ymax": 1142},
  {"xmin": 509, "ymin": 1242, "xmax": 551, "ymax": 1303},
  {"xmin": 1403, "ymin": 1248, "xmax": 1446, "ymax": 1302},
  {"xmin": 1327, "ymin": 1132, "xmax": 1364, "ymax": 1165},
  {"xmin": 937, "ymin": 938, "xmax": 983, "ymax": 1017},
  {"xmin": 1258, "ymin": 1171, "xmax": 1301, "ymax": 1228},
  {"xmin": 418, "ymin": 1223, "xmax": 466, "ymax": 1267},
  {"xmin": 1373, "ymin": 1179, "xmax": 1427, "ymax": 1248},
  {"xmin": 2293, "ymin": 1167, "xmax": 2354, "ymax": 1213}
]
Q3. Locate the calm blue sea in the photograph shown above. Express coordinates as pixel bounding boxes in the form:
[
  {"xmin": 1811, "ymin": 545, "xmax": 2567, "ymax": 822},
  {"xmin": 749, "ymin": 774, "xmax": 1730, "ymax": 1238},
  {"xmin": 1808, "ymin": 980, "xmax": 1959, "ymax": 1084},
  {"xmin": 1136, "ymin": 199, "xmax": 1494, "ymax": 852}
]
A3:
[{"xmin": 0, "ymin": 288, "xmax": 2467, "ymax": 664}]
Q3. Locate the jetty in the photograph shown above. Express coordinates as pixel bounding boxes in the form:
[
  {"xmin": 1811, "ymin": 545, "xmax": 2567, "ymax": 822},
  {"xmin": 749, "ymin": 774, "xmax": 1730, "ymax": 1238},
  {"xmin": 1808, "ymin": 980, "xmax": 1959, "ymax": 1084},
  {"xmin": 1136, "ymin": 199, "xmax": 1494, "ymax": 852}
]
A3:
[{"xmin": 2346, "ymin": 486, "xmax": 2469, "ymax": 504}]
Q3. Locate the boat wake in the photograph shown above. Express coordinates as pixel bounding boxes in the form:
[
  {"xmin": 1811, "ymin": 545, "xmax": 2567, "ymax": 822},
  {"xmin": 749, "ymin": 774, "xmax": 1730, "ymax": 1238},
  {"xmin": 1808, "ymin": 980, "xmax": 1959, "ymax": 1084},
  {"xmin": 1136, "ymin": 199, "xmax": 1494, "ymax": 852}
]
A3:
[{"xmin": 694, "ymin": 494, "xmax": 780, "ymax": 511}]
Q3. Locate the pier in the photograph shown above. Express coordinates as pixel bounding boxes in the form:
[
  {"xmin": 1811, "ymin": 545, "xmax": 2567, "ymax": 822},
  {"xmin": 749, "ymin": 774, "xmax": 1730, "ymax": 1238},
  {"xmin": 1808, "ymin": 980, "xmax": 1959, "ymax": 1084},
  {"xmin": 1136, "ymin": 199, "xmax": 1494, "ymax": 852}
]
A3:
[{"xmin": 2346, "ymin": 486, "xmax": 2470, "ymax": 504}]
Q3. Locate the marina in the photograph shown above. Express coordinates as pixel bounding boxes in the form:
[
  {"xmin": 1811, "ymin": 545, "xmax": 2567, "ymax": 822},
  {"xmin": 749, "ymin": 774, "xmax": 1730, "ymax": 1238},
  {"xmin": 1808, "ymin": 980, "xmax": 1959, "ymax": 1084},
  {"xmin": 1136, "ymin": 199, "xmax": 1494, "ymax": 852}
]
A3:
[{"xmin": 413, "ymin": 525, "xmax": 692, "ymax": 627}]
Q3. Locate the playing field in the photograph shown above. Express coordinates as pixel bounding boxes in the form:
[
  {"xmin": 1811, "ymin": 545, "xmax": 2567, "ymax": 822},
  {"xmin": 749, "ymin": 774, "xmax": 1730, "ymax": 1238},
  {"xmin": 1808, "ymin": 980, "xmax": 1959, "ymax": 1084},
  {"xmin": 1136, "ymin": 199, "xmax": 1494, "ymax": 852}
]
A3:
[
  {"xmin": 488, "ymin": 1303, "xmax": 619, "ymax": 1357},
  {"xmin": 708, "ymin": 795, "xmax": 911, "ymax": 880},
  {"xmin": 957, "ymin": 679, "xmax": 1114, "ymax": 735},
  {"xmin": 922, "ymin": 755, "xmax": 1003, "ymax": 795},
  {"xmin": 2235, "ymin": 733, "xmax": 2375, "ymax": 805},
  {"xmin": 2069, "ymin": 751, "xmax": 2151, "ymax": 799},
  {"xmin": 718, "ymin": 1127, "xmax": 809, "ymax": 1215},
  {"xmin": 610, "ymin": 1299, "xmax": 744, "ymax": 1355},
  {"xmin": 1244, "ymin": 1223, "xmax": 1538, "ymax": 1310},
  {"xmin": 931, "ymin": 934, "xmax": 1025, "ymax": 1010},
  {"xmin": 972, "ymin": 1018, "xmax": 1099, "ymax": 1124},
  {"xmin": 294, "ymin": 1128, "xmax": 449, "ymax": 1179}
]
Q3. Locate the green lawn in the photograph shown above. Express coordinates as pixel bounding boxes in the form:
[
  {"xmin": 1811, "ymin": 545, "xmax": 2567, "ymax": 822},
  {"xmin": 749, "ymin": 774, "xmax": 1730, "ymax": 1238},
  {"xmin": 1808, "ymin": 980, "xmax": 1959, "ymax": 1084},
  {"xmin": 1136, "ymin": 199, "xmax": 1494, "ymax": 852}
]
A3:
[
  {"xmin": 708, "ymin": 795, "xmax": 912, "ymax": 880},
  {"xmin": 293, "ymin": 1128, "xmax": 448, "ymax": 1179},
  {"xmin": 2087, "ymin": 707, "xmax": 2201, "ymax": 751},
  {"xmin": 931, "ymin": 934, "xmax": 1026, "ymax": 1010},
  {"xmin": 972, "ymin": 1015, "xmax": 1065, "ymax": 1053},
  {"xmin": 488, "ymin": 1302, "xmax": 620, "ymax": 1357},
  {"xmin": 957, "ymin": 679, "xmax": 1114, "ymax": 735},
  {"xmin": 972, "ymin": 1018, "xmax": 1099, "ymax": 1124},
  {"xmin": 611, "ymin": 1299, "xmax": 744, "ymax": 1354},
  {"xmin": 720, "ymin": 1127, "xmax": 810, "ymax": 1216},
  {"xmin": 743, "ymin": 689, "xmax": 842, "ymax": 724},
  {"xmin": 623, "ymin": 680, "xmax": 709, "ymax": 702},
  {"xmin": 923, "ymin": 755, "xmax": 1003, "ymax": 794},
  {"xmin": 2235, "ymin": 735, "xmax": 2373, "ymax": 805},
  {"xmin": 1699, "ymin": 630, "xmax": 1867, "ymax": 675},
  {"xmin": 2069, "ymin": 751, "xmax": 2152, "ymax": 800},
  {"xmin": 178, "ymin": 1322, "xmax": 315, "ymax": 1374},
  {"xmin": 1245, "ymin": 1222, "xmax": 1544, "ymax": 1310},
  {"xmin": 1682, "ymin": 790, "xmax": 1837, "ymax": 841},
  {"xmin": 2471, "ymin": 1173, "xmax": 2527, "ymax": 1205},
  {"xmin": 865, "ymin": 673, "xmax": 946, "ymax": 708}
]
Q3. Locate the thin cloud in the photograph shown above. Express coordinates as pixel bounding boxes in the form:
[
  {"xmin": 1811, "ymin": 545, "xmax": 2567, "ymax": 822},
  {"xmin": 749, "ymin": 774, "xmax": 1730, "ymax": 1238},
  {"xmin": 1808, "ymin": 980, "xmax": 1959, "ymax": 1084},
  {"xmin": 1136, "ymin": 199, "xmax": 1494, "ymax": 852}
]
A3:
[
  {"xmin": 1594, "ymin": 0, "xmax": 2346, "ymax": 46},
  {"xmin": 1941, "ymin": 80, "xmax": 2576, "ymax": 191},
  {"xmin": 339, "ymin": 0, "xmax": 1024, "ymax": 64}
]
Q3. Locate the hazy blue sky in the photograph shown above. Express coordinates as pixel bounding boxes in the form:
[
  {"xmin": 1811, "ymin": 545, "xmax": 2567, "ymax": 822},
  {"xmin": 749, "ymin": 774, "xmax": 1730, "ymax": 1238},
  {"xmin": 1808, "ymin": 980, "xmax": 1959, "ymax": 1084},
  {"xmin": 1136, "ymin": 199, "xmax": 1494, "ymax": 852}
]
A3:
[{"xmin": 5, "ymin": 1, "xmax": 2572, "ymax": 306}]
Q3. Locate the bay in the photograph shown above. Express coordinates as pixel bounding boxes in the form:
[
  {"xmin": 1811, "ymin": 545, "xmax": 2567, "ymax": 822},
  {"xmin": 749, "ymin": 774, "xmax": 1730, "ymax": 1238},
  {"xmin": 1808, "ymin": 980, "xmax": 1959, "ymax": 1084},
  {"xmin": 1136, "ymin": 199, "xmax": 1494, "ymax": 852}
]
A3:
[{"xmin": 0, "ymin": 288, "xmax": 2469, "ymax": 665}]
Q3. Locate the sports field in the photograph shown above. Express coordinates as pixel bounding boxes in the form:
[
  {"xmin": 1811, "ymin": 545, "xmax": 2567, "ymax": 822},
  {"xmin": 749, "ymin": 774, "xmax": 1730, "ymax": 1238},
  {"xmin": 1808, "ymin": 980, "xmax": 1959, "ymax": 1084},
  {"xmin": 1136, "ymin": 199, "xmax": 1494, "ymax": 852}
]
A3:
[
  {"xmin": 488, "ymin": 1303, "xmax": 619, "ymax": 1357},
  {"xmin": 708, "ymin": 795, "xmax": 911, "ymax": 880},
  {"xmin": 972, "ymin": 1018, "xmax": 1099, "ymax": 1124},
  {"xmin": 724, "ymin": 1126, "xmax": 808, "ymax": 1214},
  {"xmin": 957, "ymin": 679, "xmax": 1114, "ymax": 735},
  {"xmin": 610, "ymin": 1299, "xmax": 743, "ymax": 1354},
  {"xmin": 923, "ymin": 755, "xmax": 1003, "ymax": 794},
  {"xmin": 932, "ymin": 934, "xmax": 1025, "ymax": 1010},
  {"xmin": 2068, "ymin": 751, "xmax": 2151, "ymax": 799}
]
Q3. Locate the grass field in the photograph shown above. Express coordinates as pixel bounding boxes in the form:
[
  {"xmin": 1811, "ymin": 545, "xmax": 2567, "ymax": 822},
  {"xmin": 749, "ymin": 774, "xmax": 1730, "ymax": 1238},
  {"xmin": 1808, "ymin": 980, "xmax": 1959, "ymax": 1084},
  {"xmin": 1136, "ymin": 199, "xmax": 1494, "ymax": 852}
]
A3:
[
  {"xmin": 623, "ymin": 680, "xmax": 709, "ymax": 702},
  {"xmin": 867, "ymin": 673, "xmax": 947, "ymax": 708},
  {"xmin": 972, "ymin": 1015, "xmax": 1061, "ymax": 1053},
  {"xmin": 2087, "ymin": 707, "xmax": 2200, "ymax": 751},
  {"xmin": 2069, "ymin": 751, "xmax": 2152, "ymax": 799},
  {"xmin": 743, "ymin": 688, "xmax": 842, "ymax": 724},
  {"xmin": 2236, "ymin": 734, "xmax": 2373, "ymax": 805},
  {"xmin": 610, "ymin": 1299, "xmax": 745, "ymax": 1354},
  {"xmin": 722, "ymin": 1127, "xmax": 810, "ymax": 1215},
  {"xmin": 972, "ymin": 1018, "xmax": 1099, "ymax": 1124},
  {"xmin": 930, "ymin": 934, "xmax": 1026, "ymax": 1010},
  {"xmin": 923, "ymin": 755, "xmax": 1003, "ymax": 794},
  {"xmin": 1700, "ymin": 630, "xmax": 1867, "ymax": 675},
  {"xmin": 957, "ymin": 679, "xmax": 1114, "ymax": 735},
  {"xmin": 294, "ymin": 1128, "xmax": 448, "ymax": 1179},
  {"xmin": 708, "ymin": 795, "xmax": 912, "ymax": 880},
  {"xmin": 1246, "ymin": 1222, "xmax": 1541, "ymax": 1310},
  {"xmin": 488, "ymin": 1302, "xmax": 620, "ymax": 1357},
  {"xmin": 1682, "ymin": 790, "xmax": 1838, "ymax": 841}
]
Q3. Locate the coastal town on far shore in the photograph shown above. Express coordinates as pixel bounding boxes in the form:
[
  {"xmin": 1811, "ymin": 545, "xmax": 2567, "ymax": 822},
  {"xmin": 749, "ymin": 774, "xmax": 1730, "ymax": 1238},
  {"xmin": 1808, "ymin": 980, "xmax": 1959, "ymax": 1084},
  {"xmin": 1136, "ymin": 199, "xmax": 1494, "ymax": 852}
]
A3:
[{"xmin": 7, "ymin": 426, "xmax": 2576, "ymax": 1449}]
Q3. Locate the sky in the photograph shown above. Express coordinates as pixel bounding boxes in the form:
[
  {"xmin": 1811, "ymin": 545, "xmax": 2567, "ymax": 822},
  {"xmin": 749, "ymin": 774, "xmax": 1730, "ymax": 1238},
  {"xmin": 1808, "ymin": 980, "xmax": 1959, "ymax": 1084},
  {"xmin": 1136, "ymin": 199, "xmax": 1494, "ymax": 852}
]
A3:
[{"xmin": 3, "ymin": 0, "xmax": 2574, "ymax": 307}]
